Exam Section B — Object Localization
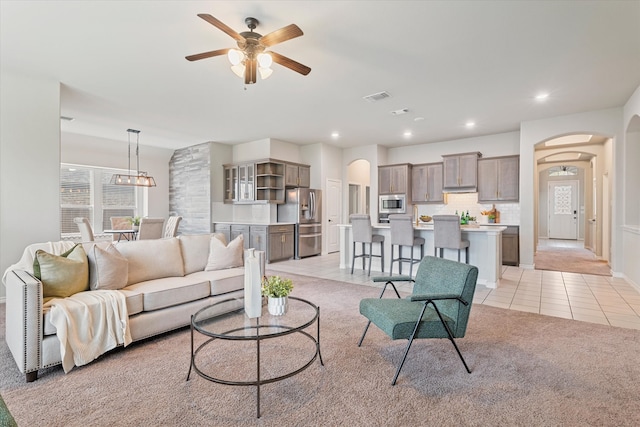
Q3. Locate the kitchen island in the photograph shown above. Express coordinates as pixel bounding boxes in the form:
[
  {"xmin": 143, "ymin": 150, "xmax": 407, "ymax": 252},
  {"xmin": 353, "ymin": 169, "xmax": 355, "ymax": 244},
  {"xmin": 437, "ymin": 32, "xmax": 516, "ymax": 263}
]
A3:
[{"xmin": 338, "ymin": 223, "xmax": 505, "ymax": 288}]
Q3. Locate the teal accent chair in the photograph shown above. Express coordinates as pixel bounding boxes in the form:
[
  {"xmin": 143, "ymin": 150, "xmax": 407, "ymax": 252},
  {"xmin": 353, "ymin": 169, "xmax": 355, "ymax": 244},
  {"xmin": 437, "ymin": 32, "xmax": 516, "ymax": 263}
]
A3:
[{"xmin": 358, "ymin": 256, "xmax": 478, "ymax": 385}]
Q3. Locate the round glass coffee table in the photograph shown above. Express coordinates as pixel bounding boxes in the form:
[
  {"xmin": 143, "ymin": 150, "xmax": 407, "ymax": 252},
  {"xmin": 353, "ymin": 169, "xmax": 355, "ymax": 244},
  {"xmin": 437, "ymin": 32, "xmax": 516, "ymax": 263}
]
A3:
[{"xmin": 186, "ymin": 296, "xmax": 323, "ymax": 418}]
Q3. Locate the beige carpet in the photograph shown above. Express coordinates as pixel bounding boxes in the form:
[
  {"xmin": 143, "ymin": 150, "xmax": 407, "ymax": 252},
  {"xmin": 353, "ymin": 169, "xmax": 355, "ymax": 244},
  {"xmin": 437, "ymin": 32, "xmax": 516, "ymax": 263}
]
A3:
[
  {"xmin": 535, "ymin": 246, "xmax": 611, "ymax": 276},
  {"xmin": 1, "ymin": 274, "xmax": 639, "ymax": 426}
]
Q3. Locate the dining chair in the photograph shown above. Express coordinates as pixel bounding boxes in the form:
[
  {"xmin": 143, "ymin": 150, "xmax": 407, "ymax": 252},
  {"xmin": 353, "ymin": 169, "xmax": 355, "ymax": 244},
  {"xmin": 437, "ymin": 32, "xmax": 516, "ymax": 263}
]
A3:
[
  {"xmin": 163, "ymin": 216, "xmax": 182, "ymax": 238},
  {"xmin": 137, "ymin": 218, "xmax": 165, "ymax": 240},
  {"xmin": 73, "ymin": 217, "xmax": 95, "ymax": 242},
  {"xmin": 110, "ymin": 216, "xmax": 132, "ymax": 230}
]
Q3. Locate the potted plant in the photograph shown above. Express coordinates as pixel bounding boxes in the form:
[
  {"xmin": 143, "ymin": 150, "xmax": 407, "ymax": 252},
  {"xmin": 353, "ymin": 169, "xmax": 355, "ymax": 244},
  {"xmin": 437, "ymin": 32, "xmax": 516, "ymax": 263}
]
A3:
[
  {"xmin": 128, "ymin": 216, "xmax": 141, "ymax": 231},
  {"xmin": 261, "ymin": 275, "xmax": 293, "ymax": 316}
]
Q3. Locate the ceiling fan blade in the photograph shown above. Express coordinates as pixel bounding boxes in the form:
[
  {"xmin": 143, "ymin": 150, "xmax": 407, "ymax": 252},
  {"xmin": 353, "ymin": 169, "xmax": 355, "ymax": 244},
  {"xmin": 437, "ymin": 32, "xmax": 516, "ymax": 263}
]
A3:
[
  {"xmin": 185, "ymin": 48, "xmax": 230, "ymax": 62},
  {"xmin": 260, "ymin": 24, "xmax": 303, "ymax": 47},
  {"xmin": 245, "ymin": 58, "xmax": 257, "ymax": 84},
  {"xmin": 270, "ymin": 51, "xmax": 311, "ymax": 76},
  {"xmin": 197, "ymin": 14, "xmax": 245, "ymax": 42}
]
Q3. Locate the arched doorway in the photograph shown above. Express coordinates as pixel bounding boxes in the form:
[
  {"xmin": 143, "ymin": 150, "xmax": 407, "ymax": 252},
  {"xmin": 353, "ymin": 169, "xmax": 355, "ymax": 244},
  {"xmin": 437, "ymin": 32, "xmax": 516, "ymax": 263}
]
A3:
[
  {"xmin": 347, "ymin": 159, "xmax": 371, "ymax": 217},
  {"xmin": 534, "ymin": 134, "xmax": 612, "ymax": 275}
]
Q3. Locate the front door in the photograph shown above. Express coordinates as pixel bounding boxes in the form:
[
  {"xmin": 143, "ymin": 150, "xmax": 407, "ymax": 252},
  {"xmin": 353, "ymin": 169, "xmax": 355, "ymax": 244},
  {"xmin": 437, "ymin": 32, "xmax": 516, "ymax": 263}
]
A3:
[
  {"xmin": 548, "ymin": 180, "xmax": 578, "ymax": 239},
  {"xmin": 326, "ymin": 179, "xmax": 342, "ymax": 253}
]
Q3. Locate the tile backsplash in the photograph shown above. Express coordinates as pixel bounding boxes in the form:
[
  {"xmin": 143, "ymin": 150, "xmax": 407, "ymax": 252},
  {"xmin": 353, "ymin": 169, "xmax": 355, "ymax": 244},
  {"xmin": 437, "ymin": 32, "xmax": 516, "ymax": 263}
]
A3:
[{"xmin": 414, "ymin": 193, "xmax": 520, "ymax": 224}]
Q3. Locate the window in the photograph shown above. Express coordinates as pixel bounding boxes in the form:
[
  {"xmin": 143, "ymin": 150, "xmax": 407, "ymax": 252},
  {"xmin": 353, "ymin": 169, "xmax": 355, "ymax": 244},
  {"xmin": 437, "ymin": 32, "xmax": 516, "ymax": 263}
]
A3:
[{"xmin": 60, "ymin": 164, "xmax": 142, "ymax": 236}]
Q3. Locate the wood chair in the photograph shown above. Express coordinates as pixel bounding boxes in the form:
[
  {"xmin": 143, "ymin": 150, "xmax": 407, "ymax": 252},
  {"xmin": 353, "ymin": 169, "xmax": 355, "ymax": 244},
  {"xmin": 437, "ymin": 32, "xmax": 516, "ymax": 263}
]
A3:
[{"xmin": 358, "ymin": 256, "xmax": 478, "ymax": 385}]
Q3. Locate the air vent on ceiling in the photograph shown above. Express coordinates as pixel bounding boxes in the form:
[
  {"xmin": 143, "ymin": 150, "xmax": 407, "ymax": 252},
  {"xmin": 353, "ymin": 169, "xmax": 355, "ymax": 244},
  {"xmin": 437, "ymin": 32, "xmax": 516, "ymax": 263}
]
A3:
[
  {"xmin": 362, "ymin": 91, "xmax": 391, "ymax": 103},
  {"xmin": 391, "ymin": 108, "xmax": 409, "ymax": 115}
]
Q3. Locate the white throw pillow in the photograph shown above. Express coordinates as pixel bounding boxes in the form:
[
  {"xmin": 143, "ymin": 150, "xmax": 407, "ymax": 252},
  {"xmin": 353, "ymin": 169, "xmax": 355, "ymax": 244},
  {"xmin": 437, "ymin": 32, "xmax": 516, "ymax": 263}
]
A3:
[
  {"xmin": 205, "ymin": 234, "xmax": 244, "ymax": 271},
  {"xmin": 179, "ymin": 233, "xmax": 225, "ymax": 274},
  {"xmin": 87, "ymin": 243, "xmax": 128, "ymax": 290}
]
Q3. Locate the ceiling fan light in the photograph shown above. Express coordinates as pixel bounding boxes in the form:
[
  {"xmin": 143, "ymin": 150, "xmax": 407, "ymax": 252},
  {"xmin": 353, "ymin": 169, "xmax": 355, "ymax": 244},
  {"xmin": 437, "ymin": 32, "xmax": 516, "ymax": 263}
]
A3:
[
  {"xmin": 227, "ymin": 49, "xmax": 244, "ymax": 66},
  {"xmin": 231, "ymin": 64, "xmax": 245, "ymax": 78},
  {"xmin": 259, "ymin": 67, "xmax": 273, "ymax": 80},
  {"xmin": 257, "ymin": 52, "xmax": 273, "ymax": 68}
]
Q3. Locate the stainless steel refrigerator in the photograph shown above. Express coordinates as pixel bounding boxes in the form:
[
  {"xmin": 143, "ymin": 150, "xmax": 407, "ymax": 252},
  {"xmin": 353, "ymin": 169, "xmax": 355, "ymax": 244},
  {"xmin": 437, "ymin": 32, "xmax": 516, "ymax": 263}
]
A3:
[{"xmin": 277, "ymin": 188, "xmax": 322, "ymax": 259}]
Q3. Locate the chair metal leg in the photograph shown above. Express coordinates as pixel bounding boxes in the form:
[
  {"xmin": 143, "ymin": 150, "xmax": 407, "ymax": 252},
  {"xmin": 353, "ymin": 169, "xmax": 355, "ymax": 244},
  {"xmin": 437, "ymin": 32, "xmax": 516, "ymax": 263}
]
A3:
[
  {"xmin": 351, "ymin": 241, "xmax": 356, "ymax": 274},
  {"xmin": 389, "ymin": 245, "xmax": 395, "ymax": 276},
  {"xmin": 358, "ymin": 320, "xmax": 372, "ymax": 347},
  {"xmin": 398, "ymin": 246, "xmax": 403, "ymax": 275},
  {"xmin": 379, "ymin": 280, "xmax": 401, "ymax": 299},
  {"xmin": 361, "ymin": 242, "xmax": 366, "ymax": 271},
  {"xmin": 380, "ymin": 242, "xmax": 385, "ymax": 273},
  {"xmin": 409, "ymin": 246, "xmax": 414, "ymax": 277},
  {"xmin": 392, "ymin": 303, "xmax": 429, "ymax": 385},
  {"xmin": 465, "ymin": 247, "xmax": 469, "ymax": 264},
  {"xmin": 367, "ymin": 243, "xmax": 373, "ymax": 276},
  {"xmin": 429, "ymin": 302, "xmax": 471, "ymax": 374}
]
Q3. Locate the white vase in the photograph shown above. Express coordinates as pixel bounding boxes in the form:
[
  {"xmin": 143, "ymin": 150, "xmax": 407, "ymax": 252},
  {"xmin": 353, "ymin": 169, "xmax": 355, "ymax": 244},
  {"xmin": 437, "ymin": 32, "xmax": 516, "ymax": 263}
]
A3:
[
  {"xmin": 268, "ymin": 296, "xmax": 287, "ymax": 316},
  {"xmin": 244, "ymin": 249, "xmax": 262, "ymax": 318}
]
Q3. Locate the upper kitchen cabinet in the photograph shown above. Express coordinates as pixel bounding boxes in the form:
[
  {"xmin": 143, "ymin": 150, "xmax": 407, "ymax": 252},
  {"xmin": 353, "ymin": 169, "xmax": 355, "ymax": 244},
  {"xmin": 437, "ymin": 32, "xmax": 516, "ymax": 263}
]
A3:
[
  {"xmin": 412, "ymin": 163, "xmax": 444, "ymax": 204},
  {"xmin": 255, "ymin": 161, "xmax": 285, "ymax": 203},
  {"xmin": 237, "ymin": 163, "xmax": 255, "ymax": 203},
  {"xmin": 379, "ymin": 164, "xmax": 412, "ymax": 195},
  {"xmin": 285, "ymin": 163, "xmax": 311, "ymax": 188},
  {"xmin": 223, "ymin": 165, "xmax": 238, "ymax": 203},
  {"xmin": 477, "ymin": 155, "xmax": 519, "ymax": 202},
  {"xmin": 442, "ymin": 152, "xmax": 481, "ymax": 191}
]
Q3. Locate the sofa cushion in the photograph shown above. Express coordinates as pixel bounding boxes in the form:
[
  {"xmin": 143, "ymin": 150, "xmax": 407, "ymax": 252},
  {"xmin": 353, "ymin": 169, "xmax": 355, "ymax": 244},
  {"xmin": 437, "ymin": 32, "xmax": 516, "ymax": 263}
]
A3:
[
  {"xmin": 34, "ymin": 244, "xmax": 89, "ymax": 301},
  {"xmin": 87, "ymin": 243, "xmax": 128, "ymax": 290},
  {"xmin": 186, "ymin": 267, "xmax": 245, "ymax": 295},
  {"xmin": 124, "ymin": 276, "xmax": 210, "ymax": 311},
  {"xmin": 205, "ymin": 234, "xmax": 244, "ymax": 271},
  {"xmin": 178, "ymin": 233, "xmax": 223, "ymax": 274},
  {"xmin": 116, "ymin": 238, "xmax": 185, "ymax": 286}
]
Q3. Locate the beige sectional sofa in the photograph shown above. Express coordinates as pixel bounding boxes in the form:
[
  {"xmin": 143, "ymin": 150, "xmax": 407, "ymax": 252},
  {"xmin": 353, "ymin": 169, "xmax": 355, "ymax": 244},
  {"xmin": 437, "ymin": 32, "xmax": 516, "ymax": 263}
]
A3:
[{"xmin": 3, "ymin": 234, "xmax": 257, "ymax": 382}]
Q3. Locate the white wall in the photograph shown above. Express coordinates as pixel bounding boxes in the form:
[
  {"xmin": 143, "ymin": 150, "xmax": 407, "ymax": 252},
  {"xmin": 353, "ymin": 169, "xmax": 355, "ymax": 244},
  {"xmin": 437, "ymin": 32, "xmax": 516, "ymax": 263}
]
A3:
[
  {"xmin": 1, "ymin": 72, "xmax": 61, "ymax": 299},
  {"xmin": 622, "ymin": 84, "xmax": 640, "ymax": 289}
]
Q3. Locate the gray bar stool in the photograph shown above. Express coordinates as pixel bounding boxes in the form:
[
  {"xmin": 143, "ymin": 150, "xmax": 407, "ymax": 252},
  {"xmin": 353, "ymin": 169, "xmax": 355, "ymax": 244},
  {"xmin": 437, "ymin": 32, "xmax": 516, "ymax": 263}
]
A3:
[
  {"xmin": 350, "ymin": 214, "xmax": 385, "ymax": 276},
  {"xmin": 433, "ymin": 214, "xmax": 470, "ymax": 263},
  {"xmin": 389, "ymin": 214, "xmax": 425, "ymax": 277}
]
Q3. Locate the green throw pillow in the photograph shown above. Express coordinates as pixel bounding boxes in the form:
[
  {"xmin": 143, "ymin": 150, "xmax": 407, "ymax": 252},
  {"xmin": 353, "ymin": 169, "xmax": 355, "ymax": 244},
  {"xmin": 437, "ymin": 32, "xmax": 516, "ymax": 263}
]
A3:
[{"xmin": 33, "ymin": 244, "xmax": 89, "ymax": 300}]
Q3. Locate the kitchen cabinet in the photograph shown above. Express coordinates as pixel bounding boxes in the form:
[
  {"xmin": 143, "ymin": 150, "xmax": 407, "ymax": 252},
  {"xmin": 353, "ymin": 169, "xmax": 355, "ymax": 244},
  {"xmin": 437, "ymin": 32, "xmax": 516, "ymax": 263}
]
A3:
[
  {"xmin": 213, "ymin": 223, "xmax": 231, "ymax": 243},
  {"xmin": 502, "ymin": 226, "xmax": 519, "ymax": 266},
  {"xmin": 477, "ymin": 156, "xmax": 519, "ymax": 202},
  {"xmin": 442, "ymin": 152, "xmax": 481, "ymax": 191},
  {"xmin": 268, "ymin": 224, "xmax": 295, "ymax": 262},
  {"xmin": 249, "ymin": 225, "xmax": 268, "ymax": 253},
  {"xmin": 411, "ymin": 163, "xmax": 444, "ymax": 203},
  {"xmin": 285, "ymin": 163, "xmax": 310, "ymax": 188},
  {"xmin": 237, "ymin": 163, "xmax": 255, "ymax": 202},
  {"xmin": 255, "ymin": 161, "xmax": 285, "ymax": 203},
  {"xmin": 231, "ymin": 225, "xmax": 250, "ymax": 249},
  {"xmin": 378, "ymin": 164, "xmax": 411, "ymax": 195},
  {"xmin": 223, "ymin": 165, "xmax": 238, "ymax": 203}
]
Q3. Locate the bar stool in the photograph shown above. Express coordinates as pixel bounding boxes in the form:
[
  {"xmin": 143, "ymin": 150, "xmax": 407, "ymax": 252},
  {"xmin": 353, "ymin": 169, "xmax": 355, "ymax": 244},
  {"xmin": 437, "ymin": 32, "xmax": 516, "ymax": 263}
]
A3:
[
  {"xmin": 433, "ymin": 215, "xmax": 470, "ymax": 263},
  {"xmin": 350, "ymin": 214, "xmax": 385, "ymax": 276},
  {"xmin": 389, "ymin": 214, "xmax": 425, "ymax": 277}
]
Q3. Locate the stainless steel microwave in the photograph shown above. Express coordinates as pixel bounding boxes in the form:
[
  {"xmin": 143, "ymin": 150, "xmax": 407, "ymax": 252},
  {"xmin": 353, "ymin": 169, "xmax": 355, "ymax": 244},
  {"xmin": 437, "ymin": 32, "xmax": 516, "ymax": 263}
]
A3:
[{"xmin": 379, "ymin": 194, "xmax": 406, "ymax": 214}]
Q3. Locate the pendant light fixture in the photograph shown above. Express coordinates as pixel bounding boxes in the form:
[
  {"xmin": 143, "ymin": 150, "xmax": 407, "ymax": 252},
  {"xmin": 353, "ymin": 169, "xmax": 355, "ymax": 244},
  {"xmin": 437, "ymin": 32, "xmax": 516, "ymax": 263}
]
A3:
[{"xmin": 110, "ymin": 129, "xmax": 156, "ymax": 187}]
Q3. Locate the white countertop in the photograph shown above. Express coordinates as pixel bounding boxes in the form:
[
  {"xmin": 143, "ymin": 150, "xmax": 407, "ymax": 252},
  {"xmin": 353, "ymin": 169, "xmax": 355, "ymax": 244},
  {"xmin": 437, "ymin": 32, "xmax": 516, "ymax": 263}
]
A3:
[
  {"xmin": 213, "ymin": 221, "xmax": 296, "ymax": 226},
  {"xmin": 339, "ymin": 223, "xmax": 506, "ymax": 232}
]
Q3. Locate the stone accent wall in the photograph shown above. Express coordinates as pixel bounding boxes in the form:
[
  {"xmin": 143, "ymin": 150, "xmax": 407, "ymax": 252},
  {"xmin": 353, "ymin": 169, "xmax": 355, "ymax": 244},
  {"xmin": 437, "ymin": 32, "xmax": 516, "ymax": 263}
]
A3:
[{"xmin": 169, "ymin": 142, "xmax": 211, "ymax": 234}]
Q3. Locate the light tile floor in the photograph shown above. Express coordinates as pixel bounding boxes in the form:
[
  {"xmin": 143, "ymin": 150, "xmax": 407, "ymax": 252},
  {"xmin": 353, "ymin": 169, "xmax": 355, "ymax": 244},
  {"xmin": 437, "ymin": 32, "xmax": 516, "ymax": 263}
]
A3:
[{"xmin": 267, "ymin": 245, "xmax": 640, "ymax": 331}]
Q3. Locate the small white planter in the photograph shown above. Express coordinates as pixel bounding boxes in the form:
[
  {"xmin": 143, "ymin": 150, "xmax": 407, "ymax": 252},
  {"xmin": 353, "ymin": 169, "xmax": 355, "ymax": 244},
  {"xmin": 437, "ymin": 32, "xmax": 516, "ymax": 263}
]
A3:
[{"xmin": 267, "ymin": 297, "xmax": 288, "ymax": 316}]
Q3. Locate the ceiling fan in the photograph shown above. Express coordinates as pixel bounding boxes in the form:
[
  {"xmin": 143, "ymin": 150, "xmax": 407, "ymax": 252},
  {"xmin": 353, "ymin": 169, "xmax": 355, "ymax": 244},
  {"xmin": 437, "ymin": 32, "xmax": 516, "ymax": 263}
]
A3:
[{"xmin": 186, "ymin": 14, "xmax": 311, "ymax": 85}]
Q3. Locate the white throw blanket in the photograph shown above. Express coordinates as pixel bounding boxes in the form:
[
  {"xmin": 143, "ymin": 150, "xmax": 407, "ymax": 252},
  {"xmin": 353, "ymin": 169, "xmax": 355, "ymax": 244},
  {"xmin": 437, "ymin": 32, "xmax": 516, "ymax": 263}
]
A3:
[{"xmin": 46, "ymin": 290, "xmax": 132, "ymax": 373}]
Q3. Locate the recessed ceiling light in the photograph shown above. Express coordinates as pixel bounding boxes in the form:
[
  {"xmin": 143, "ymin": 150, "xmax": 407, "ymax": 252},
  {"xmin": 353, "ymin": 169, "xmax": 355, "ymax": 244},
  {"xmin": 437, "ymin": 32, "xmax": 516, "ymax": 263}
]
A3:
[
  {"xmin": 331, "ymin": 132, "xmax": 340, "ymax": 138},
  {"xmin": 403, "ymin": 131, "xmax": 412, "ymax": 137},
  {"xmin": 535, "ymin": 92, "xmax": 549, "ymax": 101},
  {"xmin": 414, "ymin": 117, "xmax": 425, "ymax": 122},
  {"xmin": 465, "ymin": 121, "xmax": 476, "ymax": 128}
]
